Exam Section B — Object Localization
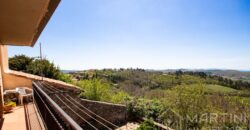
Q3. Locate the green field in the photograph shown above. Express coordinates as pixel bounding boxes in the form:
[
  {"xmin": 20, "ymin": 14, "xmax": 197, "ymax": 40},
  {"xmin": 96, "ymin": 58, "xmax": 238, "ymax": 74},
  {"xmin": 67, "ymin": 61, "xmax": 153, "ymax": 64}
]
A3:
[
  {"xmin": 242, "ymin": 97, "xmax": 250, "ymax": 103},
  {"xmin": 203, "ymin": 84, "xmax": 238, "ymax": 93}
]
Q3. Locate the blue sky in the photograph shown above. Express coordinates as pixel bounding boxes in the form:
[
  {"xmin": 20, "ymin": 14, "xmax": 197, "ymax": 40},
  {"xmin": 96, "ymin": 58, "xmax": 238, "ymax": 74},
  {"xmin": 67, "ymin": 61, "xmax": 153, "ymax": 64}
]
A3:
[{"xmin": 9, "ymin": 0, "xmax": 250, "ymax": 70}]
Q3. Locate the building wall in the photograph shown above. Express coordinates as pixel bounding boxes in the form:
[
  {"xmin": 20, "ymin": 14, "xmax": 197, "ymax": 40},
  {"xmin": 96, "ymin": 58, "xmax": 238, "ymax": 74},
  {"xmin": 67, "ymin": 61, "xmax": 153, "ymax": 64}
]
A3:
[
  {"xmin": 0, "ymin": 45, "xmax": 5, "ymax": 118},
  {"xmin": 2, "ymin": 73, "xmax": 33, "ymax": 90},
  {"xmin": 0, "ymin": 45, "xmax": 79, "ymax": 90},
  {"xmin": 0, "ymin": 63, "xmax": 3, "ymax": 119},
  {"xmin": 0, "ymin": 45, "xmax": 33, "ymax": 90}
]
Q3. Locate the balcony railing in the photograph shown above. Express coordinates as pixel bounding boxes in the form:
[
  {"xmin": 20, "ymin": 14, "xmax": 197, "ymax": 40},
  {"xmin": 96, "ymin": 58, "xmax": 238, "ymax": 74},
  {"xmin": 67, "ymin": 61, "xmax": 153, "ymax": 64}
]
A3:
[{"xmin": 33, "ymin": 81, "xmax": 82, "ymax": 130}]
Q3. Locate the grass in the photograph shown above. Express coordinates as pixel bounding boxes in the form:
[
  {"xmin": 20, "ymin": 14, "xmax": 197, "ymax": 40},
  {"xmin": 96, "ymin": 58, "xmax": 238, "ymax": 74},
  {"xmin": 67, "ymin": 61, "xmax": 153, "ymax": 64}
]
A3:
[
  {"xmin": 203, "ymin": 85, "xmax": 250, "ymax": 98},
  {"xmin": 242, "ymin": 97, "xmax": 250, "ymax": 103},
  {"xmin": 242, "ymin": 78, "xmax": 250, "ymax": 82},
  {"xmin": 143, "ymin": 84, "xmax": 250, "ymax": 100},
  {"xmin": 204, "ymin": 84, "xmax": 238, "ymax": 93}
]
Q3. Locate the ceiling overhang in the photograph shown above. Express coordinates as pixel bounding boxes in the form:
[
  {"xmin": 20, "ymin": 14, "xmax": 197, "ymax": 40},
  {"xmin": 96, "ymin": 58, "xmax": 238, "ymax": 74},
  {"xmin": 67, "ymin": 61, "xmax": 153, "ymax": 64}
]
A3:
[{"xmin": 0, "ymin": 0, "xmax": 60, "ymax": 47}]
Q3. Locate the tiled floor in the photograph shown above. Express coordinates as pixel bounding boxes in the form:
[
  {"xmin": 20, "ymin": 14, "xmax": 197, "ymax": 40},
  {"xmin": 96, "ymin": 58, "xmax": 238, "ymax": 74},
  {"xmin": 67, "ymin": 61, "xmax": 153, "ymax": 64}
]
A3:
[
  {"xmin": 2, "ymin": 106, "xmax": 26, "ymax": 130},
  {"xmin": 25, "ymin": 103, "xmax": 45, "ymax": 130},
  {"xmin": 1, "ymin": 103, "xmax": 45, "ymax": 130}
]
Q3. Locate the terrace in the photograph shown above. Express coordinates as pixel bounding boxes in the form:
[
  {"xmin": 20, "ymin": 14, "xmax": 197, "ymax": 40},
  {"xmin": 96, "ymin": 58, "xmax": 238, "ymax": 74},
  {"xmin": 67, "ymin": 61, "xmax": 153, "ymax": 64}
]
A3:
[
  {"xmin": 0, "ymin": 46, "xmax": 137, "ymax": 129},
  {"xmin": 0, "ymin": 1, "xmax": 139, "ymax": 129},
  {"xmin": 1, "ymin": 79, "xmax": 134, "ymax": 130},
  {"xmin": 0, "ymin": 1, "xmax": 170, "ymax": 130},
  {"xmin": 2, "ymin": 103, "xmax": 45, "ymax": 130}
]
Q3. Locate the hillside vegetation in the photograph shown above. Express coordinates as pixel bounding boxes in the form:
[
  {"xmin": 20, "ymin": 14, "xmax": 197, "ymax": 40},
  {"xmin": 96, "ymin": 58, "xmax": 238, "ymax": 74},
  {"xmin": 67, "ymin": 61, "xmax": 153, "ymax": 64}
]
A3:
[
  {"xmin": 163, "ymin": 69, "xmax": 250, "ymax": 83},
  {"xmin": 70, "ymin": 69, "xmax": 250, "ymax": 129},
  {"xmin": 9, "ymin": 55, "xmax": 250, "ymax": 129}
]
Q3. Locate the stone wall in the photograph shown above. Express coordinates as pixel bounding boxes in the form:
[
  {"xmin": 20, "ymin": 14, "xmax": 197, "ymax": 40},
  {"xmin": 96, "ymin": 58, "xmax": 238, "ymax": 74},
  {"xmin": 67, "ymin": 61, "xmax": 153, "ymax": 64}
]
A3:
[{"xmin": 78, "ymin": 98, "xmax": 129, "ymax": 126}]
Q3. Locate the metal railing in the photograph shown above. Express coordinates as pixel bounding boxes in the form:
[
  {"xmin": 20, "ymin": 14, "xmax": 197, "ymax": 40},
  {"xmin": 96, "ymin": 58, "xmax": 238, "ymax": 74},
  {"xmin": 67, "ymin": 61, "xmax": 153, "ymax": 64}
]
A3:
[{"xmin": 33, "ymin": 81, "xmax": 83, "ymax": 130}]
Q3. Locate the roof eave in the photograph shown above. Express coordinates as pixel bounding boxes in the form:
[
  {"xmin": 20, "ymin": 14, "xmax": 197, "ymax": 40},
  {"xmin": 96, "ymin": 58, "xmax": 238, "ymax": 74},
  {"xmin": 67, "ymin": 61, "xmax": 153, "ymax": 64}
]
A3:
[{"xmin": 31, "ymin": 0, "xmax": 61, "ymax": 47}]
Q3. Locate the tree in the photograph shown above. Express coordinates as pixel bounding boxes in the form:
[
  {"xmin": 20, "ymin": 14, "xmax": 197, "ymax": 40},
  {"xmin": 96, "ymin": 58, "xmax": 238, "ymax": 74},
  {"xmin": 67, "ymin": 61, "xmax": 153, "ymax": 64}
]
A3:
[
  {"xmin": 137, "ymin": 119, "xmax": 157, "ymax": 130},
  {"xmin": 9, "ymin": 55, "xmax": 61, "ymax": 80},
  {"xmin": 9, "ymin": 55, "xmax": 33, "ymax": 72},
  {"xmin": 27, "ymin": 59, "xmax": 61, "ymax": 79}
]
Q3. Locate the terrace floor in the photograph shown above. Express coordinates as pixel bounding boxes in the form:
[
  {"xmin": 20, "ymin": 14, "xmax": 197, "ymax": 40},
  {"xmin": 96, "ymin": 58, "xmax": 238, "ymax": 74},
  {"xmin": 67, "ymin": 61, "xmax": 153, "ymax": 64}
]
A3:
[
  {"xmin": 24, "ymin": 103, "xmax": 45, "ymax": 130},
  {"xmin": 2, "ymin": 106, "xmax": 26, "ymax": 130},
  {"xmin": 1, "ymin": 103, "xmax": 45, "ymax": 130}
]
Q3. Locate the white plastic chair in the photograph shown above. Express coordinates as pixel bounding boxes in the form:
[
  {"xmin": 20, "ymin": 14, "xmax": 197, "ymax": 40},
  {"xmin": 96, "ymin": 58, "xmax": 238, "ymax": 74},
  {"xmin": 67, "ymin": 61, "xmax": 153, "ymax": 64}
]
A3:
[{"xmin": 16, "ymin": 87, "xmax": 33, "ymax": 105}]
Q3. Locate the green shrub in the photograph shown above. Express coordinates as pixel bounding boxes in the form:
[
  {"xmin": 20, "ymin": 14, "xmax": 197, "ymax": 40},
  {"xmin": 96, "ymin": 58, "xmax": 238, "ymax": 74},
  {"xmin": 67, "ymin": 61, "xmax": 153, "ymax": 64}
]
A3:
[
  {"xmin": 59, "ymin": 73, "xmax": 73, "ymax": 83},
  {"xmin": 111, "ymin": 91, "xmax": 130, "ymax": 104},
  {"xmin": 137, "ymin": 119, "xmax": 157, "ymax": 130},
  {"xmin": 78, "ymin": 79, "xmax": 111, "ymax": 101},
  {"xmin": 126, "ymin": 98, "xmax": 164, "ymax": 120}
]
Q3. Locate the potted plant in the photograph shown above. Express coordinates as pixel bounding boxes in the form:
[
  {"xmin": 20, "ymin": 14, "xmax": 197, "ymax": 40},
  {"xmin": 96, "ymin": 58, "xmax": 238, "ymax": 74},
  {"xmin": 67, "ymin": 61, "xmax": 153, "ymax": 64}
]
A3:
[{"xmin": 3, "ymin": 100, "xmax": 16, "ymax": 113}]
